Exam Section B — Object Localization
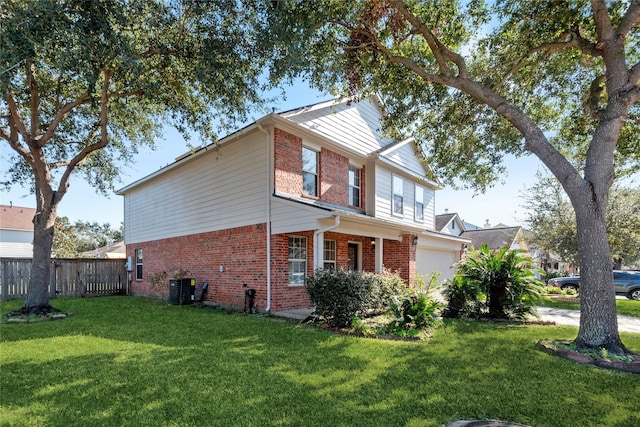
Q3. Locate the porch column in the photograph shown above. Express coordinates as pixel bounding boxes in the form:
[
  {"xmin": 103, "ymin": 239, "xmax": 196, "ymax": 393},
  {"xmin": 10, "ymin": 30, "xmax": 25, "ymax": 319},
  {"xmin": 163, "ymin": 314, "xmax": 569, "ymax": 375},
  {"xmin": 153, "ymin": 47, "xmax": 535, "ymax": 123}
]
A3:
[
  {"xmin": 374, "ymin": 237, "xmax": 383, "ymax": 273},
  {"xmin": 314, "ymin": 232, "xmax": 325, "ymax": 271}
]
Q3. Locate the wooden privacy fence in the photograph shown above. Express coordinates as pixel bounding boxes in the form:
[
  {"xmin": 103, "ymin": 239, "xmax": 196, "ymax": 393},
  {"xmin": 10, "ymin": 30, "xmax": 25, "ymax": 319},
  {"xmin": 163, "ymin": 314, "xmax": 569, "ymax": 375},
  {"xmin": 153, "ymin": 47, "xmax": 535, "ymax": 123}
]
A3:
[{"xmin": 0, "ymin": 258, "xmax": 128, "ymax": 300}]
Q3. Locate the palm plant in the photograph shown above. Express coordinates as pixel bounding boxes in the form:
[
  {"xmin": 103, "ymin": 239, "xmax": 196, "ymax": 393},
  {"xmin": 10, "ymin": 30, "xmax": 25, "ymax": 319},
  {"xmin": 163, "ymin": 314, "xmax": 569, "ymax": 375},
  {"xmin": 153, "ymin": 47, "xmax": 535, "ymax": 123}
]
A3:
[{"xmin": 452, "ymin": 244, "xmax": 544, "ymax": 320}]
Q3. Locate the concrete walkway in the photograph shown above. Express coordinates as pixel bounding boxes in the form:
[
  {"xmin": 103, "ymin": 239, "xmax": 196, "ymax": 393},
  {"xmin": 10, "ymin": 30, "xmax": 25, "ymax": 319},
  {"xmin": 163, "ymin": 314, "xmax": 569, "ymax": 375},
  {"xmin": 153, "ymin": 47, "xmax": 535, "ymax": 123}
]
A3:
[
  {"xmin": 534, "ymin": 306, "xmax": 640, "ymax": 333},
  {"xmin": 273, "ymin": 306, "xmax": 640, "ymax": 334}
]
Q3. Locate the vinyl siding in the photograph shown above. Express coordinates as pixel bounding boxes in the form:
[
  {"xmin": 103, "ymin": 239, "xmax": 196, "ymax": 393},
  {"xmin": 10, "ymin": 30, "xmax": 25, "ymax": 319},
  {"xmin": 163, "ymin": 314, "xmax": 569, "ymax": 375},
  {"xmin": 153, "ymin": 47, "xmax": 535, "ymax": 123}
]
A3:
[
  {"xmin": 374, "ymin": 165, "xmax": 436, "ymax": 230},
  {"xmin": 381, "ymin": 142, "xmax": 426, "ymax": 176},
  {"xmin": 123, "ymin": 131, "xmax": 268, "ymax": 244},
  {"xmin": 270, "ymin": 198, "xmax": 331, "ymax": 235},
  {"xmin": 283, "ymin": 98, "xmax": 392, "ymax": 156}
]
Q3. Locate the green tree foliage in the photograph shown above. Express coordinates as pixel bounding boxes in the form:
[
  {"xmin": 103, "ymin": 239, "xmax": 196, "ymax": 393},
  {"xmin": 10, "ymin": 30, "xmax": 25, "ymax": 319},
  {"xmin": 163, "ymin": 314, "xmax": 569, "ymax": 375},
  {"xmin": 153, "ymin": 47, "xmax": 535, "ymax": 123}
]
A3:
[
  {"xmin": 1, "ymin": 0, "xmax": 275, "ymax": 310},
  {"xmin": 444, "ymin": 244, "xmax": 544, "ymax": 320},
  {"xmin": 52, "ymin": 216, "xmax": 80, "ymax": 258},
  {"xmin": 268, "ymin": 0, "xmax": 639, "ymax": 354},
  {"xmin": 51, "ymin": 217, "xmax": 123, "ymax": 257},
  {"xmin": 524, "ymin": 174, "xmax": 640, "ymax": 269},
  {"xmin": 73, "ymin": 221, "xmax": 123, "ymax": 253}
]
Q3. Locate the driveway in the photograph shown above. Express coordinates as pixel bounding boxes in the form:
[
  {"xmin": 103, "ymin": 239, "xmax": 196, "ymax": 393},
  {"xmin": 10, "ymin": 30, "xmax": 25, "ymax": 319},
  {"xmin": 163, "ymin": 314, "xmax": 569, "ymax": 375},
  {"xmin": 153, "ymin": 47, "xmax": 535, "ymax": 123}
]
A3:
[{"xmin": 534, "ymin": 306, "xmax": 640, "ymax": 333}]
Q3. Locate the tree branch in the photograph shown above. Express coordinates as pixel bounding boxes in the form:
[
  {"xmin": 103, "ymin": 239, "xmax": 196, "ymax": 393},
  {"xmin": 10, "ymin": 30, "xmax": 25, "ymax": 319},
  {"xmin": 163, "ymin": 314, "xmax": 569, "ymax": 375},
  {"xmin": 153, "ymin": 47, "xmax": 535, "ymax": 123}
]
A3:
[
  {"xmin": 390, "ymin": 0, "xmax": 467, "ymax": 78},
  {"xmin": 4, "ymin": 88, "xmax": 31, "ymax": 147},
  {"xmin": 591, "ymin": 0, "xmax": 616, "ymax": 45},
  {"xmin": 55, "ymin": 70, "xmax": 113, "ymax": 203},
  {"xmin": 617, "ymin": 0, "xmax": 640, "ymax": 38},
  {"xmin": 497, "ymin": 32, "xmax": 599, "ymax": 89},
  {"xmin": 28, "ymin": 60, "xmax": 40, "ymax": 138},
  {"xmin": 630, "ymin": 61, "xmax": 640, "ymax": 85},
  {"xmin": 39, "ymin": 92, "xmax": 90, "ymax": 148}
]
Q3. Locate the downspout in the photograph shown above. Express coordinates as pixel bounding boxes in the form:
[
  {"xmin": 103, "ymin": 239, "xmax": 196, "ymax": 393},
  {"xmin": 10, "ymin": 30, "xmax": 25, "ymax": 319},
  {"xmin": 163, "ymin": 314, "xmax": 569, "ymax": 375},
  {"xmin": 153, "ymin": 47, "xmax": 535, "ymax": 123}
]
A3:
[
  {"xmin": 257, "ymin": 122, "xmax": 272, "ymax": 312},
  {"xmin": 314, "ymin": 215, "xmax": 340, "ymax": 270}
]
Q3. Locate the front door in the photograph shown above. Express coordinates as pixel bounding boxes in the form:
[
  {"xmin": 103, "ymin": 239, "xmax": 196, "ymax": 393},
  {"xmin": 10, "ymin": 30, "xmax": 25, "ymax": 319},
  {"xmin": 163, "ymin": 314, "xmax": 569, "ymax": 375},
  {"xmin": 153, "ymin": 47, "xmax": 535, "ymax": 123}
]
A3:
[{"xmin": 348, "ymin": 242, "xmax": 359, "ymax": 271}]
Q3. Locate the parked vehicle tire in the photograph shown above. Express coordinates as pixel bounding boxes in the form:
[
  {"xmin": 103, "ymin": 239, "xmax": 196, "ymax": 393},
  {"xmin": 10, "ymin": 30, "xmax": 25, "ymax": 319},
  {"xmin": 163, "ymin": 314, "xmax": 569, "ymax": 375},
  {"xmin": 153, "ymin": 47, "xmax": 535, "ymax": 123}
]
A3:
[
  {"xmin": 628, "ymin": 289, "xmax": 640, "ymax": 301},
  {"xmin": 561, "ymin": 284, "xmax": 579, "ymax": 293}
]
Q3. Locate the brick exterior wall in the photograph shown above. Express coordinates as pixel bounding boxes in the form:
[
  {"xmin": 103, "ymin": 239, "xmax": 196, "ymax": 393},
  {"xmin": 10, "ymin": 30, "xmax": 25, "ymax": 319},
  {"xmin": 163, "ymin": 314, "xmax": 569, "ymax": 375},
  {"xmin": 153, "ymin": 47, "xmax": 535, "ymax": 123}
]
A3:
[
  {"xmin": 320, "ymin": 148, "xmax": 349, "ymax": 205},
  {"xmin": 383, "ymin": 234, "xmax": 417, "ymax": 285},
  {"xmin": 269, "ymin": 232, "xmax": 313, "ymax": 311},
  {"xmin": 127, "ymin": 224, "xmax": 271, "ymax": 310},
  {"xmin": 127, "ymin": 224, "xmax": 313, "ymax": 312},
  {"xmin": 126, "ymin": 224, "xmax": 416, "ymax": 312},
  {"xmin": 273, "ymin": 127, "xmax": 365, "ymax": 212},
  {"xmin": 274, "ymin": 128, "xmax": 303, "ymax": 196}
]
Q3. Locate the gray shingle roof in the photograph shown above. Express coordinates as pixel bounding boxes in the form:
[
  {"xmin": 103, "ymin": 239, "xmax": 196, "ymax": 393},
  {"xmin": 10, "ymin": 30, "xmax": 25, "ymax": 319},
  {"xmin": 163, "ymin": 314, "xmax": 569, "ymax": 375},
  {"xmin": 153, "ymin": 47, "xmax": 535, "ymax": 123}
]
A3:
[{"xmin": 460, "ymin": 226, "xmax": 523, "ymax": 250}]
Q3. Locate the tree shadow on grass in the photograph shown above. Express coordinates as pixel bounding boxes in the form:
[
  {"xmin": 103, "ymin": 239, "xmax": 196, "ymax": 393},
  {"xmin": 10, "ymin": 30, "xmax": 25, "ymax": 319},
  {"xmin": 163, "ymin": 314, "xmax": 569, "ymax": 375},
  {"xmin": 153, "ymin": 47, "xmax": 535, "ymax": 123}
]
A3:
[{"xmin": 2, "ymin": 298, "xmax": 639, "ymax": 426}]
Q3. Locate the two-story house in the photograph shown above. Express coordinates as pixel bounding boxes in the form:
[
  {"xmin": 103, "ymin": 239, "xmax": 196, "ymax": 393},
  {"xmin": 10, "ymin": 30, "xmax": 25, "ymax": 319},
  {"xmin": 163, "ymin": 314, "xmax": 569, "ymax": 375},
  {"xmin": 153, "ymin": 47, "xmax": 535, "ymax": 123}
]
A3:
[{"xmin": 117, "ymin": 96, "xmax": 468, "ymax": 312}]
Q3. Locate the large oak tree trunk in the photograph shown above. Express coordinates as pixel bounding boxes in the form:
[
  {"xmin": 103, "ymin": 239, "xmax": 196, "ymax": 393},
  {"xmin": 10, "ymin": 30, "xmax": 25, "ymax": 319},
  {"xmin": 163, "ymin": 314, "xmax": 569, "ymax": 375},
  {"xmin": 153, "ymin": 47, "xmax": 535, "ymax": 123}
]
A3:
[
  {"xmin": 573, "ymin": 193, "xmax": 626, "ymax": 354},
  {"xmin": 24, "ymin": 202, "xmax": 57, "ymax": 309}
]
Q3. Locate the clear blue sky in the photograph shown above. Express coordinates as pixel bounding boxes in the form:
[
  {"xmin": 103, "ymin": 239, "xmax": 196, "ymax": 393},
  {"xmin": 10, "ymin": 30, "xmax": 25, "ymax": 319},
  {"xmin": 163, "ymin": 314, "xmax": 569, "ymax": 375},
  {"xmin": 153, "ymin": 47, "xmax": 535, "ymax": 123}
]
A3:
[{"xmin": 1, "ymin": 83, "xmax": 548, "ymax": 230}]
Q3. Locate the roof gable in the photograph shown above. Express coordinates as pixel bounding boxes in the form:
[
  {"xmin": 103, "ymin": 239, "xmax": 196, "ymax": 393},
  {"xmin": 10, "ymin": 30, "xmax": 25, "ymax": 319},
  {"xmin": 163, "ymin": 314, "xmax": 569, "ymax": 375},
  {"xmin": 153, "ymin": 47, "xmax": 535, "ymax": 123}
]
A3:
[
  {"xmin": 280, "ymin": 95, "xmax": 392, "ymax": 156},
  {"xmin": 435, "ymin": 213, "xmax": 457, "ymax": 232}
]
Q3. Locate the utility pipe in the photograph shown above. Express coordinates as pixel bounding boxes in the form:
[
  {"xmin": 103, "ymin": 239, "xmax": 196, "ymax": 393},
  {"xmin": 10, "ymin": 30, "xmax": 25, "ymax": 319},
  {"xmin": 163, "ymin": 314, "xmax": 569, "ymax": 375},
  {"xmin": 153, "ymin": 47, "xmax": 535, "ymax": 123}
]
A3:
[{"xmin": 257, "ymin": 122, "xmax": 272, "ymax": 312}]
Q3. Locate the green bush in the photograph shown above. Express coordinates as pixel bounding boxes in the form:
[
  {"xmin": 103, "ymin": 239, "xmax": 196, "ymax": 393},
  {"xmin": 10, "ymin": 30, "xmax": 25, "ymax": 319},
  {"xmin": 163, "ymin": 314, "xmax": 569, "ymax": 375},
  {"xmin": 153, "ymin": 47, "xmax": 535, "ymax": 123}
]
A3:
[
  {"xmin": 306, "ymin": 269, "xmax": 405, "ymax": 328},
  {"xmin": 441, "ymin": 275, "xmax": 482, "ymax": 319},
  {"xmin": 385, "ymin": 272, "xmax": 443, "ymax": 335},
  {"xmin": 443, "ymin": 244, "xmax": 545, "ymax": 320},
  {"xmin": 543, "ymin": 285, "xmax": 564, "ymax": 294}
]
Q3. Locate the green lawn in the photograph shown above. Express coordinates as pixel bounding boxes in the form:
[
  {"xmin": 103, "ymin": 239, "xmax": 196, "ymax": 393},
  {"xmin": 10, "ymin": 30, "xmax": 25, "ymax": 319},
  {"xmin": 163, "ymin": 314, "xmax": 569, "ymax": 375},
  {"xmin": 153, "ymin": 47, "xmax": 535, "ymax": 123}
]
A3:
[
  {"xmin": 539, "ymin": 296, "xmax": 640, "ymax": 317},
  {"xmin": 1, "ymin": 296, "xmax": 639, "ymax": 427}
]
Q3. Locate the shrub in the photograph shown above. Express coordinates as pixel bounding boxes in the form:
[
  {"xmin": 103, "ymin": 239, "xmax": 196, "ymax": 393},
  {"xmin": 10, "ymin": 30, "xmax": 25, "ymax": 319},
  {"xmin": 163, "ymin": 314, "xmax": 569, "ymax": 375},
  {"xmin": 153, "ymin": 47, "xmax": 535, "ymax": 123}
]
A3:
[
  {"xmin": 306, "ymin": 269, "xmax": 405, "ymax": 328},
  {"xmin": 441, "ymin": 275, "xmax": 482, "ymax": 319},
  {"xmin": 444, "ymin": 244, "xmax": 545, "ymax": 320},
  {"xmin": 543, "ymin": 285, "xmax": 563, "ymax": 295},
  {"xmin": 386, "ymin": 272, "xmax": 442, "ymax": 334}
]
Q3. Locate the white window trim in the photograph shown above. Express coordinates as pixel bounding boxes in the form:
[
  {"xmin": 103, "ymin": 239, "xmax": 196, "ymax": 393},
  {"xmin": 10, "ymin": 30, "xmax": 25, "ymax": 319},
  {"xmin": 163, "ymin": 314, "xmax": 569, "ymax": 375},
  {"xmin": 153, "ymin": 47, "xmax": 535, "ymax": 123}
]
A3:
[
  {"xmin": 302, "ymin": 147, "xmax": 319, "ymax": 197},
  {"xmin": 135, "ymin": 248, "xmax": 143, "ymax": 281},
  {"xmin": 414, "ymin": 184, "xmax": 425, "ymax": 222},
  {"xmin": 288, "ymin": 235, "xmax": 307, "ymax": 286},
  {"xmin": 323, "ymin": 239, "xmax": 336, "ymax": 270},
  {"xmin": 392, "ymin": 174, "xmax": 404, "ymax": 217},
  {"xmin": 349, "ymin": 165, "xmax": 361, "ymax": 207}
]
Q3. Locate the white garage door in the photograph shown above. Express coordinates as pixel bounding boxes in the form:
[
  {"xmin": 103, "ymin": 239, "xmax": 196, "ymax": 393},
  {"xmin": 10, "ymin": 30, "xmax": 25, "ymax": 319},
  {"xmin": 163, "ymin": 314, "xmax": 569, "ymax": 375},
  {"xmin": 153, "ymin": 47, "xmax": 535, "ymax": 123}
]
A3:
[{"xmin": 416, "ymin": 248, "xmax": 458, "ymax": 282}]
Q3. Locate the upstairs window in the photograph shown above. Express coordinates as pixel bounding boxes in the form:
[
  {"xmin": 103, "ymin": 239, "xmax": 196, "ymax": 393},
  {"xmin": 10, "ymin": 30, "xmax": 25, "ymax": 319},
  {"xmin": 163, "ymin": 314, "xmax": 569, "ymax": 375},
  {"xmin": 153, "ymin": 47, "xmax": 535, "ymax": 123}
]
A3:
[
  {"xmin": 415, "ymin": 184, "xmax": 425, "ymax": 221},
  {"xmin": 302, "ymin": 147, "xmax": 318, "ymax": 197},
  {"xmin": 135, "ymin": 248, "xmax": 143, "ymax": 280},
  {"xmin": 392, "ymin": 175, "xmax": 404, "ymax": 216},
  {"xmin": 349, "ymin": 165, "xmax": 361, "ymax": 207}
]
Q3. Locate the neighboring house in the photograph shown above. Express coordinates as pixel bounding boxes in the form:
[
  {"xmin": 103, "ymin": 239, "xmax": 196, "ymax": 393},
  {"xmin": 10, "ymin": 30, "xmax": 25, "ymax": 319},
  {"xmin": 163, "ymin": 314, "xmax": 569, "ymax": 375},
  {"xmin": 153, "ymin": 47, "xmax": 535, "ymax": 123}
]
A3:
[
  {"xmin": 81, "ymin": 241, "xmax": 126, "ymax": 259},
  {"xmin": 460, "ymin": 226, "xmax": 528, "ymax": 252},
  {"xmin": 117, "ymin": 95, "xmax": 469, "ymax": 312},
  {"xmin": 0, "ymin": 204, "xmax": 35, "ymax": 258},
  {"xmin": 435, "ymin": 212, "xmax": 466, "ymax": 236}
]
